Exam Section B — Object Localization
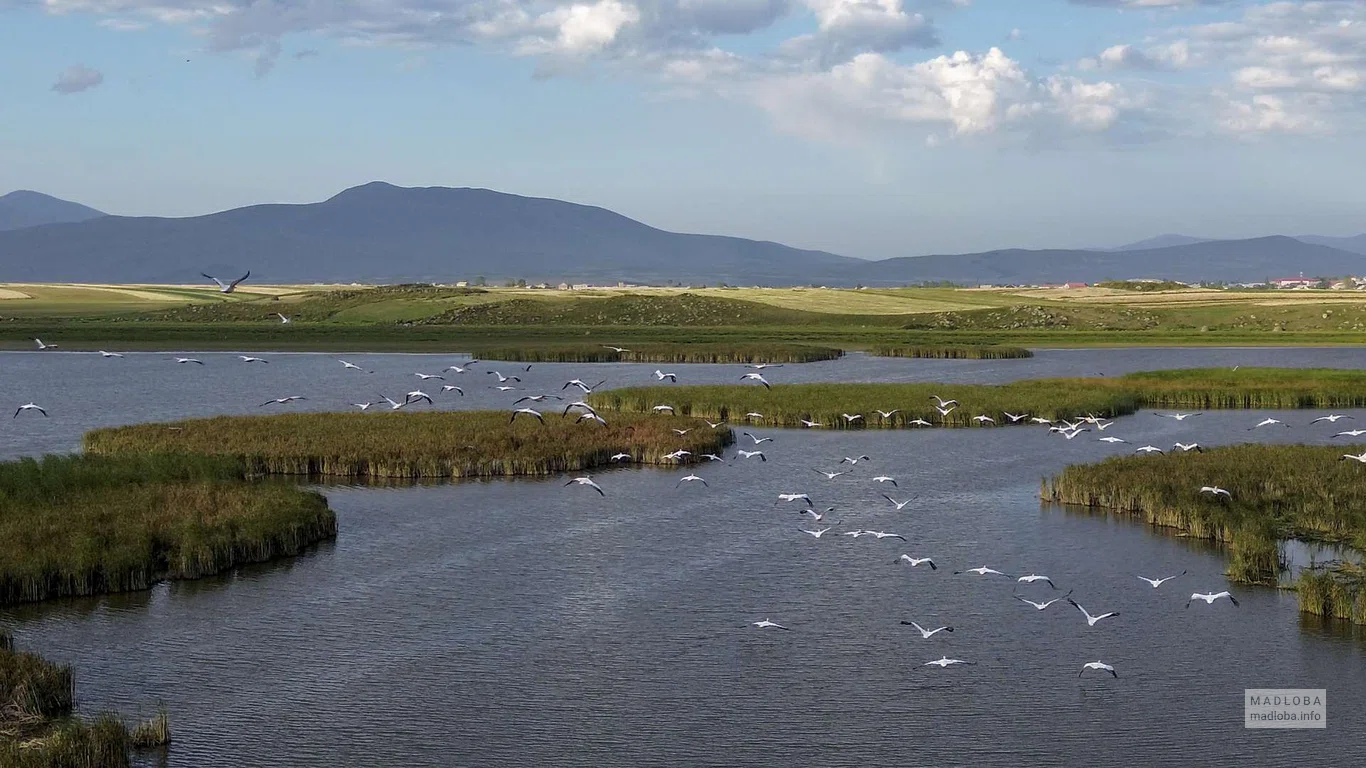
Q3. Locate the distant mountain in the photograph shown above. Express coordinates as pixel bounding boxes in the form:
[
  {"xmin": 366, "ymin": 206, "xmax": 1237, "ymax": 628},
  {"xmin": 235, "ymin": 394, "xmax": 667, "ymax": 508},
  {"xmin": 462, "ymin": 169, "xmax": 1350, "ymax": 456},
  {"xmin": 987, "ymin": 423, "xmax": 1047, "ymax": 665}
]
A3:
[
  {"xmin": 0, "ymin": 182, "xmax": 1361, "ymax": 286},
  {"xmin": 1106, "ymin": 234, "xmax": 1210, "ymax": 251},
  {"xmin": 0, "ymin": 182, "xmax": 858, "ymax": 285},
  {"xmin": 846, "ymin": 236, "xmax": 1366, "ymax": 286},
  {"xmin": 1295, "ymin": 234, "xmax": 1366, "ymax": 256},
  {"xmin": 0, "ymin": 190, "xmax": 105, "ymax": 231}
]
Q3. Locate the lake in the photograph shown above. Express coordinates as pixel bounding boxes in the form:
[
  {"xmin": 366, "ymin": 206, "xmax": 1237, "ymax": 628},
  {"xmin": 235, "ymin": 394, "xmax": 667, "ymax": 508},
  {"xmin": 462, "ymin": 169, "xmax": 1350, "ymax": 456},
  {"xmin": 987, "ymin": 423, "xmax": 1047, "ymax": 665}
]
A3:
[{"xmin": 2, "ymin": 348, "xmax": 1364, "ymax": 766}]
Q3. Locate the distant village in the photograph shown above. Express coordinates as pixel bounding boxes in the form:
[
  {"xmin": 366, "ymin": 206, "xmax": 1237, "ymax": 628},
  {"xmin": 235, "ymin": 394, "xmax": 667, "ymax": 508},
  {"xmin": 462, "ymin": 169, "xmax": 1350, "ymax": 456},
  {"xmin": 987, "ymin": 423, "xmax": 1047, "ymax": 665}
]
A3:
[{"xmin": 428, "ymin": 275, "xmax": 1366, "ymax": 291}]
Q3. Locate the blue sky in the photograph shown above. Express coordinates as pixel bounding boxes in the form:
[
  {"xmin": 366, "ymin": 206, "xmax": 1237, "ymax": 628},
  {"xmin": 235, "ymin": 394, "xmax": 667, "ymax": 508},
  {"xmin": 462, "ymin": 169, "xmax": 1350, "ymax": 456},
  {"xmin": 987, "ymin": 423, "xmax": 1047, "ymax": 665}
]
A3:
[{"xmin": 2, "ymin": 0, "xmax": 1364, "ymax": 258}]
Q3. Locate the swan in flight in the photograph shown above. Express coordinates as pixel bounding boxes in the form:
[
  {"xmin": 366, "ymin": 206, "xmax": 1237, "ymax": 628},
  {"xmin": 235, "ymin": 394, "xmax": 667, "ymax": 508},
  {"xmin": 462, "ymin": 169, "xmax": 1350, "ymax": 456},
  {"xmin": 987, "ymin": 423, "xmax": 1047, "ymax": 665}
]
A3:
[
  {"xmin": 1312, "ymin": 414, "xmax": 1354, "ymax": 424},
  {"xmin": 871, "ymin": 476, "xmax": 898, "ymax": 487},
  {"xmin": 1199, "ymin": 486, "xmax": 1232, "ymax": 499},
  {"xmin": 1137, "ymin": 571, "xmax": 1186, "ymax": 588},
  {"xmin": 13, "ymin": 403, "xmax": 47, "ymax": 418},
  {"xmin": 841, "ymin": 413, "xmax": 863, "ymax": 423},
  {"xmin": 881, "ymin": 494, "xmax": 912, "ymax": 511},
  {"xmin": 1173, "ymin": 442, "xmax": 1203, "ymax": 452},
  {"xmin": 202, "ymin": 270, "xmax": 250, "ymax": 293},
  {"xmin": 839, "ymin": 455, "xmax": 871, "ymax": 465},
  {"xmin": 510, "ymin": 408, "xmax": 545, "ymax": 424},
  {"xmin": 1014, "ymin": 594, "xmax": 1068, "ymax": 611},
  {"xmin": 174, "ymin": 357, "xmax": 204, "ymax": 365},
  {"xmin": 564, "ymin": 476, "xmax": 605, "ymax": 496},
  {"xmin": 1157, "ymin": 412, "xmax": 1201, "ymax": 421},
  {"xmin": 919, "ymin": 657, "xmax": 975, "ymax": 669},
  {"xmin": 1067, "ymin": 598, "xmax": 1120, "ymax": 626},
  {"xmin": 602, "ymin": 345, "xmax": 631, "ymax": 353},
  {"xmin": 260, "ymin": 396, "xmax": 306, "ymax": 407},
  {"xmin": 1080, "ymin": 661, "xmax": 1118, "ymax": 678},
  {"xmin": 676, "ymin": 474, "xmax": 709, "ymax": 488},
  {"xmin": 1250, "ymin": 417, "xmax": 1289, "ymax": 430},
  {"xmin": 741, "ymin": 373, "xmax": 772, "ymax": 389},
  {"xmin": 34, "ymin": 338, "xmax": 57, "ymax": 350},
  {"xmin": 799, "ymin": 527, "xmax": 832, "ymax": 539},
  {"xmin": 415, "ymin": 373, "xmax": 445, "ymax": 380},
  {"xmin": 930, "ymin": 395, "xmax": 957, "ymax": 408},
  {"xmin": 737, "ymin": 450, "xmax": 767, "ymax": 461},
  {"xmin": 1135, "ymin": 445, "xmax": 1165, "ymax": 454},
  {"xmin": 239, "ymin": 355, "xmax": 268, "ymax": 364},
  {"xmin": 405, "ymin": 390, "xmax": 434, "ymax": 405},
  {"xmin": 799, "ymin": 419, "xmax": 823, "ymax": 428},
  {"xmin": 955, "ymin": 566, "xmax": 1010, "ymax": 577},
  {"xmin": 743, "ymin": 432, "xmax": 773, "ymax": 445},
  {"xmin": 1186, "ymin": 591, "xmax": 1239, "ymax": 608},
  {"xmin": 98, "ymin": 350, "xmax": 123, "ymax": 358},
  {"xmin": 751, "ymin": 619, "xmax": 791, "ymax": 631},
  {"xmin": 654, "ymin": 370, "xmax": 678, "ymax": 382},
  {"xmin": 875, "ymin": 409, "xmax": 900, "ymax": 420},
  {"xmin": 652, "ymin": 405, "xmax": 676, "ymax": 414},
  {"xmin": 901, "ymin": 622, "xmax": 953, "ymax": 638},
  {"xmin": 1016, "ymin": 574, "xmax": 1058, "ymax": 589},
  {"xmin": 813, "ymin": 469, "xmax": 849, "ymax": 480},
  {"xmin": 896, "ymin": 555, "xmax": 937, "ymax": 570},
  {"xmin": 488, "ymin": 371, "xmax": 521, "ymax": 383},
  {"xmin": 277, "ymin": 313, "xmax": 290, "ymax": 324}
]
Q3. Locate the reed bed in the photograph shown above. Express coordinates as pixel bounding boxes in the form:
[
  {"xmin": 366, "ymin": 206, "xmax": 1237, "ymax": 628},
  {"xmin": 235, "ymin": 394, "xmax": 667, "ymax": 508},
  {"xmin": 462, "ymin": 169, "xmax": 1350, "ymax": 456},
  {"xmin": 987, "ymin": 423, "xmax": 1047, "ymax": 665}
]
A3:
[
  {"xmin": 1044, "ymin": 444, "xmax": 1366, "ymax": 617},
  {"xmin": 591, "ymin": 382, "xmax": 1137, "ymax": 429},
  {"xmin": 1296, "ymin": 563, "xmax": 1366, "ymax": 624},
  {"xmin": 467, "ymin": 342, "xmax": 843, "ymax": 364},
  {"xmin": 85, "ymin": 411, "xmax": 733, "ymax": 479},
  {"xmin": 868, "ymin": 345, "xmax": 1034, "ymax": 360},
  {"xmin": 1110, "ymin": 367, "xmax": 1366, "ymax": 409},
  {"xmin": 0, "ymin": 454, "xmax": 335, "ymax": 606}
]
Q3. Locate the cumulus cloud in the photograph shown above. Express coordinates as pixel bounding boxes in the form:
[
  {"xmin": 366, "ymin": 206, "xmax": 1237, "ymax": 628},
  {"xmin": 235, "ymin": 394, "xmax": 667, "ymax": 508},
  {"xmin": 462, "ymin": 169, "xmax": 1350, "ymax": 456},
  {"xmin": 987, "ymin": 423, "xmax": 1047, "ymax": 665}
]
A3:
[
  {"xmin": 51, "ymin": 64, "xmax": 104, "ymax": 94},
  {"xmin": 781, "ymin": 0, "xmax": 939, "ymax": 65}
]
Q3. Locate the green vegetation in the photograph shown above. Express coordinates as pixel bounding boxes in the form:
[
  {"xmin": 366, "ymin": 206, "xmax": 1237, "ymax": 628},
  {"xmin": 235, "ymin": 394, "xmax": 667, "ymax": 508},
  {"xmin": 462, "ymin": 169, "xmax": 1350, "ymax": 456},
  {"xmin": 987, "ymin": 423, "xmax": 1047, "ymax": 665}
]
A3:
[
  {"xmin": 0, "ymin": 454, "xmax": 334, "ymax": 606},
  {"xmin": 468, "ymin": 342, "xmax": 843, "ymax": 364},
  {"xmin": 1043, "ymin": 444, "xmax": 1366, "ymax": 621},
  {"xmin": 1110, "ymin": 368, "xmax": 1366, "ymax": 409},
  {"xmin": 85, "ymin": 411, "xmax": 734, "ymax": 480},
  {"xmin": 869, "ymin": 345, "xmax": 1033, "ymax": 360},
  {"xmin": 1096, "ymin": 280, "xmax": 1191, "ymax": 292},
  {"xmin": 1296, "ymin": 564, "xmax": 1366, "ymax": 625},
  {"xmin": 0, "ymin": 629, "xmax": 169, "ymax": 767}
]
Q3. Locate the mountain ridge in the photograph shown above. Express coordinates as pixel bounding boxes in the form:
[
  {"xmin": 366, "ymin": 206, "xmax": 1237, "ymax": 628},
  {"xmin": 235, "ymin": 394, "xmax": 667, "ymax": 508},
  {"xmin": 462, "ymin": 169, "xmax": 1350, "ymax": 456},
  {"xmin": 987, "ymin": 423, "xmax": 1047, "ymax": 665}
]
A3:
[{"xmin": 0, "ymin": 190, "xmax": 105, "ymax": 232}]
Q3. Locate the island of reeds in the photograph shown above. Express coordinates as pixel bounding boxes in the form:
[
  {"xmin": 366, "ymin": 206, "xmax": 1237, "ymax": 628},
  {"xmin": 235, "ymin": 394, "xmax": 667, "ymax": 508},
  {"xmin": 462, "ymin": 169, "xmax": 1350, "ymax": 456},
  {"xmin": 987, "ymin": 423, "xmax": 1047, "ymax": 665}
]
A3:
[
  {"xmin": 868, "ymin": 345, "xmax": 1033, "ymax": 360},
  {"xmin": 1, "ymin": 628, "xmax": 169, "ymax": 767},
  {"xmin": 467, "ymin": 342, "xmax": 843, "ymax": 364},
  {"xmin": 0, "ymin": 454, "xmax": 335, "ymax": 606},
  {"xmin": 1043, "ymin": 444, "xmax": 1366, "ymax": 624},
  {"xmin": 592, "ymin": 367, "xmax": 1366, "ymax": 429},
  {"xmin": 85, "ymin": 411, "xmax": 734, "ymax": 480}
]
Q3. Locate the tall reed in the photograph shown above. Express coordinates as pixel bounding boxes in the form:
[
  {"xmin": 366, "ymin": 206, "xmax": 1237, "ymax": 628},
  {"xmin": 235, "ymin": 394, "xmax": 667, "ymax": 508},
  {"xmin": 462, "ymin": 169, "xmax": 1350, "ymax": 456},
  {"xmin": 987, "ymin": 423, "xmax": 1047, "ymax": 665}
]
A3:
[
  {"xmin": 869, "ymin": 345, "xmax": 1033, "ymax": 360},
  {"xmin": 1296, "ymin": 563, "xmax": 1366, "ymax": 624}
]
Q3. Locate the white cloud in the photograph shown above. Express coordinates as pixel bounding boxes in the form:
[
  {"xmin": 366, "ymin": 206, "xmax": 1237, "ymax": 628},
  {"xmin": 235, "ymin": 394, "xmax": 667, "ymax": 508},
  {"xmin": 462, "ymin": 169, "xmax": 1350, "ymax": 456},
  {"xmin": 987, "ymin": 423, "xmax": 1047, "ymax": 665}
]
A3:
[{"xmin": 51, "ymin": 63, "xmax": 104, "ymax": 93}]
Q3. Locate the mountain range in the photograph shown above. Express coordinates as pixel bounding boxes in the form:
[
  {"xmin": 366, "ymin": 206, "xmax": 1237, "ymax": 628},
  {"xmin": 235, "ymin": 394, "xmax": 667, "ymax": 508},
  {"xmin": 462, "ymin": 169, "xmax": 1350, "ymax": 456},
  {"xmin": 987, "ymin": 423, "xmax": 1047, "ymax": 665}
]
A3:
[{"xmin": 0, "ymin": 183, "xmax": 1361, "ymax": 286}]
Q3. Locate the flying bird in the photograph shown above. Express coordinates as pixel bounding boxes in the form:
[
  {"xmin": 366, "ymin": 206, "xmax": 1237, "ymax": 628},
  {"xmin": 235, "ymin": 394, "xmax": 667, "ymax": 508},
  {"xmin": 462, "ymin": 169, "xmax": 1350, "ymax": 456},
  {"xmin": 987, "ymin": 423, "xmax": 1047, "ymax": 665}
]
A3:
[
  {"xmin": 1334, "ymin": 429, "xmax": 1366, "ymax": 438},
  {"xmin": 875, "ymin": 409, "xmax": 900, "ymax": 420},
  {"xmin": 871, "ymin": 476, "xmax": 898, "ymax": 487},
  {"xmin": 881, "ymin": 494, "xmax": 912, "ymax": 511},
  {"xmin": 839, "ymin": 455, "xmax": 871, "ymax": 465},
  {"xmin": 1014, "ymin": 594, "xmax": 1069, "ymax": 611},
  {"xmin": 404, "ymin": 390, "xmax": 434, "ymax": 405},
  {"xmin": 654, "ymin": 370, "xmax": 678, "ymax": 382},
  {"xmin": 737, "ymin": 450, "xmax": 767, "ymax": 461},
  {"xmin": 799, "ymin": 527, "xmax": 832, "ymax": 539},
  {"xmin": 973, "ymin": 415, "xmax": 995, "ymax": 425},
  {"xmin": 746, "ymin": 363, "xmax": 783, "ymax": 370},
  {"xmin": 918, "ymin": 657, "xmax": 975, "ymax": 669},
  {"xmin": 1158, "ymin": 412, "xmax": 1201, "ymax": 421},
  {"xmin": 488, "ymin": 371, "xmax": 521, "ymax": 383},
  {"xmin": 34, "ymin": 338, "xmax": 57, "ymax": 350},
  {"xmin": 98, "ymin": 350, "xmax": 123, "ymax": 358},
  {"xmin": 510, "ymin": 408, "xmax": 545, "ymax": 424},
  {"xmin": 576, "ymin": 411, "xmax": 608, "ymax": 426},
  {"xmin": 896, "ymin": 555, "xmax": 937, "ymax": 570},
  {"xmin": 799, "ymin": 419, "xmax": 823, "ymax": 428},
  {"xmin": 652, "ymin": 405, "xmax": 676, "ymax": 414},
  {"xmin": 930, "ymin": 395, "xmax": 958, "ymax": 408},
  {"xmin": 1016, "ymin": 574, "xmax": 1058, "ymax": 590},
  {"xmin": 743, "ymin": 432, "xmax": 773, "ymax": 445},
  {"xmin": 1067, "ymin": 598, "xmax": 1120, "ymax": 626},
  {"xmin": 1004, "ymin": 412, "xmax": 1029, "ymax": 423},
  {"xmin": 1250, "ymin": 417, "xmax": 1289, "ymax": 430},
  {"xmin": 442, "ymin": 385, "xmax": 465, "ymax": 395},
  {"xmin": 277, "ymin": 313, "xmax": 291, "ymax": 324},
  {"xmin": 415, "ymin": 373, "xmax": 445, "ymax": 380},
  {"xmin": 1173, "ymin": 442, "xmax": 1203, "ymax": 452},
  {"xmin": 202, "ymin": 270, "xmax": 250, "ymax": 293},
  {"xmin": 602, "ymin": 345, "xmax": 631, "ymax": 353},
  {"xmin": 13, "ymin": 403, "xmax": 47, "ymax": 418},
  {"xmin": 841, "ymin": 413, "xmax": 863, "ymax": 423},
  {"xmin": 1137, "ymin": 571, "xmax": 1187, "ymax": 588},
  {"xmin": 339, "ymin": 360, "xmax": 369, "ymax": 372},
  {"xmin": 751, "ymin": 619, "xmax": 791, "ymax": 631},
  {"xmin": 1186, "ymin": 591, "xmax": 1239, "ymax": 608},
  {"xmin": 1080, "ymin": 661, "xmax": 1118, "ymax": 679},
  {"xmin": 239, "ymin": 356, "xmax": 268, "ymax": 364},
  {"xmin": 564, "ymin": 476, "xmax": 605, "ymax": 496},
  {"xmin": 901, "ymin": 621, "xmax": 954, "ymax": 638},
  {"xmin": 955, "ymin": 566, "xmax": 1010, "ymax": 577},
  {"xmin": 259, "ymin": 396, "xmax": 306, "ymax": 407},
  {"xmin": 174, "ymin": 357, "xmax": 204, "ymax": 365},
  {"xmin": 1312, "ymin": 414, "xmax": 1354, "ymax": 424},
  {"xmin": 1199, "ymin": 486, "xmax": 1232, "ymax": 499},
  {"xmin": 741, "ymin": 373, "xmax": 772, "ymax": 389},
  {"xmin": 813, "ymin": 469, "xmax": 850, "ymax": 480},
  {"xmin": 676, "ymin": 474, "xmax": 709, "ymax": 488}
]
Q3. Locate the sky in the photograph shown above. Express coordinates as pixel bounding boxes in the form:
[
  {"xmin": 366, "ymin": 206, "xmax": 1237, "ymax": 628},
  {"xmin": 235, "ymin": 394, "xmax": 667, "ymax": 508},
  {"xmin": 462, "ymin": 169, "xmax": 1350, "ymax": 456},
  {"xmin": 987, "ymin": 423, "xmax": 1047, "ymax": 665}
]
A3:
[{"xmin": 1, "ymin": 0, "xmax": 1364, "ymax": 259}]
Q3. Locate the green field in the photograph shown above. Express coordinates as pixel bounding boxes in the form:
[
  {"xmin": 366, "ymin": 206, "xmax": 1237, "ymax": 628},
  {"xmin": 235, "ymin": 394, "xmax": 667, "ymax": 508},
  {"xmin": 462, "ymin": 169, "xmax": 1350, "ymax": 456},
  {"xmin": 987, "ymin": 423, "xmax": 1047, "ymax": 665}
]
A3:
[{"xmin": 7, "ymin": 282, "xmax": 1366, "ymax": 350}]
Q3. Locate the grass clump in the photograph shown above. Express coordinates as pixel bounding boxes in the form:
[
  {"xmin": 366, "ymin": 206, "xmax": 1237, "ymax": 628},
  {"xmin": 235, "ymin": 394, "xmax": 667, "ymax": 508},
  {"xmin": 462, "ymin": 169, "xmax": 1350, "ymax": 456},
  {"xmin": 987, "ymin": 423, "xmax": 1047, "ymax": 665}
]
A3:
[
  {"xmin": 1296, "ymin": 564, "xmax": 1366, "ymax": 624},
  {"xmin": 1044, "ymin": 444, "xmax": 1366, "ymax": 617},
  {"xmin": 0, "ymin": 454, "xmax": 335, "ymax": 606},
  {"xmin": 869, "ymin": 345, "xmax": 1033, "ymax": 360},
  {"xmin": 468, "ymin": 342, "xmax": 843, "ymax": 364},
  {"xmin": 85, "ymin": 411, "xmax": 733, "ymax": 479},
  {"xmin": 592, "ymin": 381, "xmax": 1136, "ymax": 429},
  {"xmin": 1111, "ymin": 367, "xmax": 1366, "ymax": 409}
]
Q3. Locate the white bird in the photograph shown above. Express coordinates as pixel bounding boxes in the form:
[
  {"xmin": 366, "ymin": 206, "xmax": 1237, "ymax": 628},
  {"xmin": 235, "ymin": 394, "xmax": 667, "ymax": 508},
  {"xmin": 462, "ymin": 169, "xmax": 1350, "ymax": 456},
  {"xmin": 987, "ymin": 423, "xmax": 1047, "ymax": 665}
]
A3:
[
  {"xmin": 871, "ymin": 476, "xmax": 898, "ymax": 487},
  {"xmin": 741, "ymin": 373, "xmax": 772, "ymax": 389},
  {"xmin": 1003, "ymin": 412, "xmax": 1029, "ymax": 423},
  {"xmin": 704, "ymin": 420, "xmax": 726, "ymax": 429},
  {"xmin": 445, "ymin": 365, "xmax": 470, "ymax": 374},
  {"xmin": 867, "ymin": 531, "xmax": 907, "ymax": 541},
  {"xmin": 1135, "ymin": 445, "xmax": 1165, "ymax": 454},
  {"xmin": 934, "ymin": 405, "xmax": 956, "ymax": 417},
  {"xmin": 875, "ymin": 409, "xmax": 900, "ymax": 420},
  {"xmin": 973, "ymin": 415, "xmax": 995, "ymax": 425},
  {"xmin": 907, "ymin": 418, "xmax": 932, "ymax": 427},
  {"xmin": 415, "ymin": 373, "xmax": 445, "ymax": 380},
  {"xmin": 751, "ymin": 619, "xmax": 791, "ymax": 631},
  {"xmin": 676, "ymin": 474, "xmax": 709, "ymax": 488},
  {"xmin": 777, "ymin": 493, "xmax": 813, "ymax": 507},
  {"xmin": 610, "ymin": 453, "xmax": 633, "ymax": 462},
  {"xmin": 1137, "ymin": 571, "xmax": 1187, "ymax": 588},
  {"xmin": 488, "ymin": 371, "xmax": 521, "ymax": 383},
  {"xmin": 744, "ymin": 412, "xmax": 764, "ymax": 420},
  {"xmin": 800, "ymin": 507, "xmax": 837, "ymax": 522},
  {"xmin": 34, "ymin": 338, "xmax": 57, "ymax": 350},
  {"xmin": 1199, "ymin": 486, "xmax": 1232, "ymax": 499},
  {"xmin": 339, "ymin": 360, "xmax": 369, "ymax": 372},
  {"xmin": 813, "ymin": 469, "xmax": 849, "ymax": 480},
  {"xmin": 746, "ymin": 363, "xmax": 783, "ymax": 370},
  {"xmin": 743, "ymin": 432, "xmax": 773, "ymax": 445},
  {"xmin": 1095, "ymin": 421, "xmax": 1115, "ymax": 431},
  {"xmin": 918, "ymin": 657, "xmax": 975, "ymax": 669},
  {"xmin": 441, "ymin": 385, "xmax": 465, "ymax": 395},
  {"xmin": 98, "ymin": 350, "xmax": 123, "ymax": 358},
  {"xmin": 574, "ymin": 412, "xmax": 606, "ymax": 427},
  {"xmin": 799, "ymin": 527, "xmax": 832, "ymax": 539},
  {"xmin": 1067, "ymin": 598, "xmax": 1120, "ymax": 626},
  {"xmin": 562, "ymin": 401, "xmax": 597, "ymax": 416},
  {"xmin": 239, "ymin": 356, "xmax": 268, "ymax": 363},
  {"xmin": 202, "ymin": 270, "xmax": 250, "ymax": 293},
  {"xmin": 1030, "ymin": 417, "xmax": 1054, "ymax": 424},
  {"xmin": 1016, "ymin": 574, "xmax": 1057, "ymax": 590},
  {"xmin": 1080, "ymin": 661, "xmax": 1118, "ymax": 679},
  {"xmin": 510, "ymin": 408, "xmax": 544, "ymax": 424},
  {"xmin": 1060, "ymin": 428, "xmax": 1091, "ymax": 440},
  {"xmin": 843, "ymin": 530, "xmax": 869, "ymax": 538},
  {"xmin": 672, "ymin": 428, "xmax": 693, "ymax": 436},
  {"xmin": 1250, "ymin": 417, "xmax": 1289, "ymax": 430},
  {"xmin": 955, "ymin": 566, "xmax": 1010, "ymax": 577},
  {"xmin": 654, "ymin": 370, "xmax": 678, "ymax": 382},
  {"xmin": 13, "ymin": 403, "xmax": 47, "ymax": 418},
  {"xmin": 1098, "ymin": 436, "xmax": 1127, "ymax": 444},
  {"xmin": 737, "ymin": 450, "xmax": 767, "ymax": 461},
  {"xmin": 563, "ymin": 378, "xmax": 606, "ymax": 394},
  {"xmin": 663, "ymin": 450, "xmax": 692, "ymax": 461},
  {"xmin": 259, "ymin": 396, "xmax": 306, "ymax": 407},
  {"xmin": 174, "ymin": 357, "xmax": 204, "ymax": 365},
  {"xmin": 901, "ymin": 621, "xmax": 953, "ymax": 638},
  {"xmin": 1173, "ymin": 442, "xmax": 1203, "ymax": 452},
  {"xmin": 841, "ymin": 413, "xmax": 863, "ymax": 424},
  {"xmin": 930, "ymin": 395, "xmax": 958, "ymax": 408},
  {"xmin": 405, "ymin": 390, "xmax": 434, "ymax": 405},
  {"xmin": 799, "ymin": 419, "xmax": 823, "ymax": 428},
  {"xmin": 493, "ymin": 385, "xmax": 518, "ymax": 392},
  {"xmin": 1341, "ymin": 452, "xmax": 1366, "ymax": 463},
  {"xmin": 1312, "ymin": 414, "xmax": 1354, "ymax": 424},
  {"xmin": 601, "ymin": 345, "xmax": 631, "ymax": 353},
  {"xmin": 652, "ymin": 405, "xmax": 676, "ymax": 414},
  {"xmin": 352, "ymin": 402, "xmax": 373, "ymax": 411},
  {"xmin": 839, "ymin": 455, "xmax": 871, "ymax": 465},
  {"xmin": 564, "ymin": 476, "xmax": 605, "ymax": 496},
  {"xmin": 1186, "ymin": 591, "xmax": 1239, "ymax": 608},
  {"xmin": 277, "ymin": 313, "xmax": 291, "ymax": 324},
  {"xmin": 896, "ymin": 555, "xmax": 937, "ymax": 570},
  {"xmin": 378, "ymin": 394, "xmax": 407, "ymax": 411},
  {"xmin": 1333, "ymin": 429, "xmax": 1366, "ymax": 438},
  {"xmin": 699, "ymin": 453, "xmax": 726, "ymax": 462},
  {"xmin": 1158, "ymin": 412, "xmax": 1201, "ymax": 421},
  {"xmin": 881, "ymin": 494, "xmax": 912, "ymax": 511},
  {"xmin": 1014, "ymin": 594, "xmax": 1068, "ymax": 611}
]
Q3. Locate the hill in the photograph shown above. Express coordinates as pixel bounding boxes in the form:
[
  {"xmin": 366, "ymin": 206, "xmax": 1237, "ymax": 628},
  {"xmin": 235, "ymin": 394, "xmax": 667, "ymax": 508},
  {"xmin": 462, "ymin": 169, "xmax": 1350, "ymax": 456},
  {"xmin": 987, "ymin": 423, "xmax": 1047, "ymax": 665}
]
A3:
[
  {"xmin": 0, "ymin": 191, "xmax": 105, "ymax": 231},
  {"xmin": 1295, "ymin": 234, "xmax": 1366, "ymax": 256},
  {"xmin": 0, "ymin": 182, "xmax": 857, "ymax": 286},
  {"xmin": 1106, "ymin": 234, "xmax": 1210, "ymax": 251}
]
